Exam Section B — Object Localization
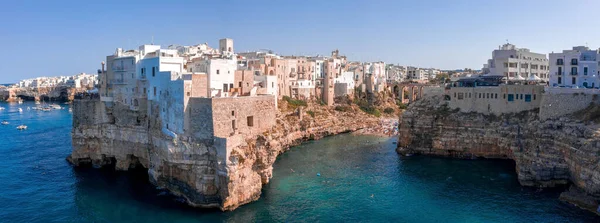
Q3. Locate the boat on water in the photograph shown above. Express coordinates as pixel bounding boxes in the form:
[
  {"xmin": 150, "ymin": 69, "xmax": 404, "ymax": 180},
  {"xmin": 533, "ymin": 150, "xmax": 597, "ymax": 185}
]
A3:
[
  {"xmin": 16, "ymin": 125, "xmax": 27, "ymax": 130},
  {"xmin": 0, "ymin": 107, "xmax": 5, "ymax": 110},
  {"xmin": 17, "ymin": 100, "xmax": 23, "ymax": 104},
  {"xmin": 1, "ymin": 121, "xmax": 8, "ymax": 125},
  {"xmin": 50, "ymin": 104, "xmax": 61, "ymax": 110},
  {"xmin": 18, "ymin": 108, "xmax": 23, "ymax": 112},
  {"xmin": 35, "ymin": 101, "xmax": 41, "ymax": 105},
  {"xmin": 42, "ymin": 107, "xmax": 52, "ymax": 112}
]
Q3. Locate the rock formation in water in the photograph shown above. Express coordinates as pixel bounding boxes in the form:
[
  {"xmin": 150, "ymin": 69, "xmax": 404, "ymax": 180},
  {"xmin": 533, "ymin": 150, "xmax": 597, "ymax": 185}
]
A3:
[
  {"xmin": 396, "ymin": 94, "xmax": 600, "ymax": 215},
  {"xmin": 68, "ymin": 98, "xmax": 380, "ymax": 210}
]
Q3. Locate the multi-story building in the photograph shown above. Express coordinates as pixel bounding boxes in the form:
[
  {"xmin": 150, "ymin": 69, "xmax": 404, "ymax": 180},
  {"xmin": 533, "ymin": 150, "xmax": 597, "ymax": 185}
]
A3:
[
  {"xmin": 482, "ymin": 43, "xmax": 549, "ymax": 81},
  {"xmin": 549, "ymin": 46, "xmax": 599, "ymax": 88},
  {"xmin": 407, "ymin": 67, "xmax": 428, "ymax": 82}
]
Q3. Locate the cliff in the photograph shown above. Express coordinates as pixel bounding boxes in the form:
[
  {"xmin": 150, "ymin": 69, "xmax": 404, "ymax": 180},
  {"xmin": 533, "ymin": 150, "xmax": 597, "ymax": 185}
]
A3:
[
  {"xmin": 397, "ymin": 94, "xmax": 600, "ymax": 215},
  {"xmin": 68, "ymin": 99, "xmax": 380, "ymax": 211}
]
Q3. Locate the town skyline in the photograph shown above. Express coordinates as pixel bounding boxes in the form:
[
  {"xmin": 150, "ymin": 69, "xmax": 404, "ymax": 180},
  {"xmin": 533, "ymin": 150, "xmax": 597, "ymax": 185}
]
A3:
[{"xmin": 1, "ymin": 0, "xmax": 600, "ymax": 83}]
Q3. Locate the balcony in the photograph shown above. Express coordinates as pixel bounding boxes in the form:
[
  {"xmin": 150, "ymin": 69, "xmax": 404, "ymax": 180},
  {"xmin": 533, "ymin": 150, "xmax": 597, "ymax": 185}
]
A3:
[
  {"xmin": 139, "ymin": 74, "xmax": 147, "ymax": 80},
  {"xmin": 556, "ymin": 61, "xmax": 564, "ymax": 65},
  {"xmin": 113, "ymin": 66, "xmax": 126, "ymax": 72},
  {"xmin": 109, "ymin": 79, "xmax": 127, "ymax": 85},
  {"xmin": 571, "ymin": 61, "xmax": 578, "ymax": 65},
  {"xmin": 570, "ymin": 72, "xmax": 578, "ymax": 75}
]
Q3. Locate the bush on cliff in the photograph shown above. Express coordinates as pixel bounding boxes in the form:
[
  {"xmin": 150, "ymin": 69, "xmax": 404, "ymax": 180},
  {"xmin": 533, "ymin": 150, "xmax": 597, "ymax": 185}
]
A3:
[
  {"xmin": 306, "ymin": 110, "xmax": 315, "ymax": 118},
  {"xmin": 360, "ymin": 106, "xmax": 381, "ymax": 117},
  {"xmin": 283, "ymin": 96, "xmax": 307, "ymax": 108},
  {"xmin": 335, "ymin": 105, "xmax": 352, "ymax": 112},
  {"xmin": 384, "ymin": 107, "xmax": 395, "ymax": 114}
]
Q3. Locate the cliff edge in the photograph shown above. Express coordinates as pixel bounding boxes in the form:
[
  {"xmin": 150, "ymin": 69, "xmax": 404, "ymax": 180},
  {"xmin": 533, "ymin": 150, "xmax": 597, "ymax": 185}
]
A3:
[
  {"xmin": 68, "ymin": 98, "xmax": 381, "ymax": 211},
  {"xmin": 397, "ymin": 94, "xmax": 600, "ymax": 215}
]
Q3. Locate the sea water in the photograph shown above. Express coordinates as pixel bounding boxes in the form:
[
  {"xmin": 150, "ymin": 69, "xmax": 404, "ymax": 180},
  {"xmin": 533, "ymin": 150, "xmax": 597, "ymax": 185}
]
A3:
[{"xmin": 0, "ymin": 101, "xmax": 598, "ymax": 222}]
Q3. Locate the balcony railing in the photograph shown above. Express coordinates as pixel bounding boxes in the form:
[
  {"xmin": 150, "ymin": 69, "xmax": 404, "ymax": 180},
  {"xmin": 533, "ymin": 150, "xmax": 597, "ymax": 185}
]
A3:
[
  {"xmin": 113, "ymin": 66, "xmax": 126, "ymax": 72},
  {"xmin": 570, "ymin": 72, "xmax": 578, "ymax": 75},
  {"xmin": 571, "ymin": 61, "xmax": 578, "ymax": 65}
]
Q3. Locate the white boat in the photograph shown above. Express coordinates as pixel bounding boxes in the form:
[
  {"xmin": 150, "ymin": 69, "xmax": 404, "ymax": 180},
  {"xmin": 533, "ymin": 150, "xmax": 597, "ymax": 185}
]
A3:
[
  {"xmin": 1, "ymin": 121, "xmax": 8, "ymax": 125},
  {"xmin": 16, "ymin": 125, "xmax": 27, "ymax": 130},
  {"xmin": 0, "ymin": 107, "xmax": 5, "ymax": 110},
  {"xmin": 17, "ymin": 100, "xmax": 23, "ymax": 104},
  {"xmin": 35, "ymin": 101, "xmax": 41, "ymax": 105},
  {"xmin": 42, "ymin": 107, "xmax": 51, "ymax": 112},
  {"xmin": 50, "ymin": 104, "xmax": 61, "ymax": 110},
  {"xmin": 18, "ymin": 108, "xmax": 23, "ymax": 112}
]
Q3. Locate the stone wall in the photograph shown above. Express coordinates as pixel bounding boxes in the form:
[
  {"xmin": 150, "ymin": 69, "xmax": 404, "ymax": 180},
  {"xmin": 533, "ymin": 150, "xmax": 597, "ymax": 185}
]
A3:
[{"xmin": 539, "ymin": 92, "xmax": 600, "ymax": 120}]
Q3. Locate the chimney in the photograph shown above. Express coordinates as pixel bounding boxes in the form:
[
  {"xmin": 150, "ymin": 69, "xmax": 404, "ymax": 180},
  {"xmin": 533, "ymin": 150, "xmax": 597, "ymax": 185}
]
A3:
[{"xmin": 101, "ymin": 61, "xmax": 105, "ymax": 73}]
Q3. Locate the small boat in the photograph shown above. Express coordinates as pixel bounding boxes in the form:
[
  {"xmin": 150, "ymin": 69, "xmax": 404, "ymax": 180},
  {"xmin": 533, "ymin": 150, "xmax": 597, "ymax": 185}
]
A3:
[
  {"xmin": 35, "ymin": 101, "xmax": 41, "ymax": 105},
  {"xmin": 18, "ymin": 108, "xmax": 23, "ymax": 112},
  {"xmin": 17, "ymin": 100, "xmax": 23, "ymax": 104},
  {"xmin": 1, "ymin": 121, "xmax": 8, "ymax": 125},
  {"xmin": 68, "ymin": 108, "xmax": 72, "ymax": 112},
  {"xmin": 42, "ymin": 107, "xmax": 51, "ymax": 112},
  {"xmin": 16, "ymin": 125, "xmax": 27, "ymax": 130},
  {"xmin": 50, "ymin": 104, "xmax": 61, "ymax": 110},
  {"xmin": 0, "ymin": 107, "xmax": 4, "ymax": 110}
]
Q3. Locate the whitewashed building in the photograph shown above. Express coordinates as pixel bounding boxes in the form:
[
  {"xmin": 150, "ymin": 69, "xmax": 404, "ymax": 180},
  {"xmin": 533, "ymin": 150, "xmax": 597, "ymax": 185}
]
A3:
[
  {"xmin": 482, "ymin": 43, "xmax": 549, "ymax": 81},
  {"xmin": 549, "ymin": 46, "xmax": 600, "ymax": 88}
]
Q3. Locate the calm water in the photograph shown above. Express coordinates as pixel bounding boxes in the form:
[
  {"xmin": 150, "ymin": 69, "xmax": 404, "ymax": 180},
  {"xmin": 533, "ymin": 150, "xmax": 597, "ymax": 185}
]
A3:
[{"xmin": 0, "ymin": 101, "xmax": 598, "ymax": 223}]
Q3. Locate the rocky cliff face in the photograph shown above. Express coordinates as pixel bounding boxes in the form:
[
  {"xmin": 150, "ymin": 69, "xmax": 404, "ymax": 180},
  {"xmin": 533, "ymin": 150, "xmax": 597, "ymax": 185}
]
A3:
[
  {"xmin": 68, "ymin": 99, "xmax": 380, "ymax": 211},
  {"xmin": 397, "ymin": 95, "xmax": 600, "ymax": 215}
]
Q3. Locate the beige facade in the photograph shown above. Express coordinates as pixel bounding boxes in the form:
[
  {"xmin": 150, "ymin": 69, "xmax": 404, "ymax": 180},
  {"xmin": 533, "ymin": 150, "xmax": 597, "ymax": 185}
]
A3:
[{"xmin": 448, "ymin": 85, "xmax": 544, "ymax": 115}]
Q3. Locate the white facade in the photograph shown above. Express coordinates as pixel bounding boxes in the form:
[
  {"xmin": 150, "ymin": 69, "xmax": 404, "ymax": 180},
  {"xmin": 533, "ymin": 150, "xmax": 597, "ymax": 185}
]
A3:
[
  {"xmin": 335, "ymin": 71, "xmax": 356, "ymax": 91},
  {"xmin": 189, "ymin": 58, "xmax": 237, "ymax": 97},
  {"xmin": 407, "ymin": 67, "xmax": 428, "ymax": 81},
  {"xmin": 549, "ymin": 46, "xmax": 600, "ymax": 88},
  {"xmin": 483, "ymin": 43, "xmax": 549, "ymax": 81}
]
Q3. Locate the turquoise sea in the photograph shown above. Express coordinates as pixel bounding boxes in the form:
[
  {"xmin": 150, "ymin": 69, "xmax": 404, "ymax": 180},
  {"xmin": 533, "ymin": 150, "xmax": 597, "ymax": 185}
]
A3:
[{"xmin": 0, "ymin": 101, "xmax": 598, "ymax": 222}]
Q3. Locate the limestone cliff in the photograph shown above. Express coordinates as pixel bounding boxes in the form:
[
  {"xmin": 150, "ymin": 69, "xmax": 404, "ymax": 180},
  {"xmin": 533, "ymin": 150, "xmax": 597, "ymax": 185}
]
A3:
[
  {"xmin": 397, "ymin": 95, "xmax": 600, "ymax": 215},
  {"xmin": 68, "ymin": 99, "xmax": 380, "ymax": 211}
]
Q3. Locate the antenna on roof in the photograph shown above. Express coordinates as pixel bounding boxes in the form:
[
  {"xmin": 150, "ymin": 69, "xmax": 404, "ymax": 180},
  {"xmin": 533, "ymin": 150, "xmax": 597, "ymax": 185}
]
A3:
[{"xmin": 151, "ymin": 36, "xmax": 154, "ymax": 45}]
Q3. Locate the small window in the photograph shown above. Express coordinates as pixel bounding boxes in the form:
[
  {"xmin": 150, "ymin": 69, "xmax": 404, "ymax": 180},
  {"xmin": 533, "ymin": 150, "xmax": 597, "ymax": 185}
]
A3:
[
  {"xmin": 507, "ymin": 94, "xmax": 514, "ymax": 102},
  {"xmin": 153, "ymin": 87, "xmax": 156, "ymax": 96},
  {"xmin": 152, "ymin": 67, "xmax": 156, "ymax": 77},
  {"xmin": 187, "ymin": 92, "xmax": 190, "ymax": 96},
  {"xmin": 247, "ymin": 116, "xmax": 254, "ymax": 127},
  {"xmin": 232, "ymin": 120, "xmax": 236, "ymax": 130},
  {"xmin": 217, "ymin": 69, "xmax": 220, "ymax": 74},
  {"xmin": 232, "ymin": 111, "xmax": 235, "ymax": 116},
  {"xmin": 533, "ymin": 94, "xmax": 536, "ymax": 100},
  {"xmin": 525, "ymin": 94, "xmax": 532, "ymax": 102},
  {"xmin": 503, "ymin": 94, "xmax": 506, "ymax": 99}
]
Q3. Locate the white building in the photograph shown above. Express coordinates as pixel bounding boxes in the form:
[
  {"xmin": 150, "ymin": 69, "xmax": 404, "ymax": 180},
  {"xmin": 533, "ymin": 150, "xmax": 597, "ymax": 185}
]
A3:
[
  {"xmin": 188, "ymin": 57, "xmax": 238, "ymax": 97},
  {"xmin": 549, "ymin": 46, "xmax": 600, "ymax": 88},
  {"xmin": 483, "ymin": 43, "xmax": 549, "ymax": 81},
  {"xmin": 407, "ymin": 67, "xmax": 428, "ymax": 81}
]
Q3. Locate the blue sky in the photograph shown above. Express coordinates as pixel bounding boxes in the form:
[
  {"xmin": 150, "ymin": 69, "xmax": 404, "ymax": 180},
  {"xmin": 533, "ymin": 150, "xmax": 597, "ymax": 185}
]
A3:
[{"xmin": 0, "ymin": 0, "xmax": 599, "ymax": 83}]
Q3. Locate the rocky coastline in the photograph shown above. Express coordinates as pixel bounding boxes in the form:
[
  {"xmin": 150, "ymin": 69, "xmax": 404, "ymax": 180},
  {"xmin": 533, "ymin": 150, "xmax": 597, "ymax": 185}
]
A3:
[
  {"xmin": 67, "ymin": 98, "xmax": 389, "ymax": 211},
  {"xmin": 396, "ymin": 94, "xmax": 600, "ymax": 215}
]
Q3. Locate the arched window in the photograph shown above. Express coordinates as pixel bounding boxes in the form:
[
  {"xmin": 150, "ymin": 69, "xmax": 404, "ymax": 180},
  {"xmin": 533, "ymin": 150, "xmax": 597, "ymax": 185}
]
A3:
[{"xmin": 133, "ymin": 99, "xmax": 139, "ymax": 107}]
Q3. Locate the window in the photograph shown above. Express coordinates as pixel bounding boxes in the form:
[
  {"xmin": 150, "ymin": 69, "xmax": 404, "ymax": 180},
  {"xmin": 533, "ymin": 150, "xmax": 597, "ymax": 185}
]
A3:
[
  {"xmin": 131, "ymin": 73, "xmax": 134, "ymax": 78},
  {"xmin": 239, "ymin": 82, "xmax": 242, "ymax": 87},
  {"xmin": 525, "ymin": 94, "xmax": 532, "ymax": 102},
  {"xmin": 217, "ymin": 69, "xmax": 220, "ymax": 75},
  {"xmin": 520, "ymin": 94, "xmax": 523, "ymax": 100},
  {"xmin": 571, "ymin": 58, "xmax": 578, "ymax": 65},
  {"xmin": 558, "ymin": 77, "xmax": 562, "ymax": 84},
  {"xmin": 533, "ymin": 94, "xmax": 536, "ymax": 100},
  {"xmin": 478, "ymin": 93, "xmax": 481, "ymax": 98},
  {"xmin": 457, "ymin": 92, "xmax": 464, "ymax": 100},
  {"xmin": 584, "ymin": 67, "xmax": 588, "ymax": 75},
  {"xmin": 232, "ymin": 120, "xmax": 236, "ymax": 130},
  {"xmin": 558, "ymin": 67, "xmax": 562, "ymax": 75},
  {"xmin": 247, "ymin": 116, "xmax": 254, "ymax": 127},
  {"xmin": 232, "ymin": 111, "xmax": 235, "ymax": 116},
  {"xmin": 507, "ymin": 94, "xmax": 514, "ymax": 102},
  {"xmin": 223, "ymin": 84, "xmax": 228, "ymax": 92},
  {"xmin": 469, "ymin": 93, "xmax": 471, "ymax": 98},
  {"xmin": 495, "ymin": 94, "xmax": 498, "ymax": 99},
  {"xmin": 454, "ymin": 92, "xmax": 456, "ymax": 98},
  {"xmin": 503, "ymin": 94, "xmax": 506, "ymax": 99},
  {"xmin": 272, "ymin": 82, "xmax": 274, "ymax": 88},
  {"xmin": 230, "ymin": 83, "xmax": 234, "ymax": 90},
  {"xmin": 152, "ymin": 67, "xmax": 155, "ymax": 77},
  {"xmin": 186, "ymin": 92, "xmax": 190, "ymax": 96},
  {"xmin": 572, "ymin": 77, "xmax": 576, "ymax": 85},
  {"xmin": 153, "ymin": 87, "xmax": 156, "ymax": 96},
  {"xmin": 557, "ymin": 59, "xmax": 563, "ymax": 65}
]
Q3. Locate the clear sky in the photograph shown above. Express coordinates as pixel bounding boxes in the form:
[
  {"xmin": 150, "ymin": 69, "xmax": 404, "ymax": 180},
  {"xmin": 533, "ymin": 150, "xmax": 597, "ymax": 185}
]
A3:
[{"xmin": 1, "ymin": 0, "xmax": 599, "ymax": 84}]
